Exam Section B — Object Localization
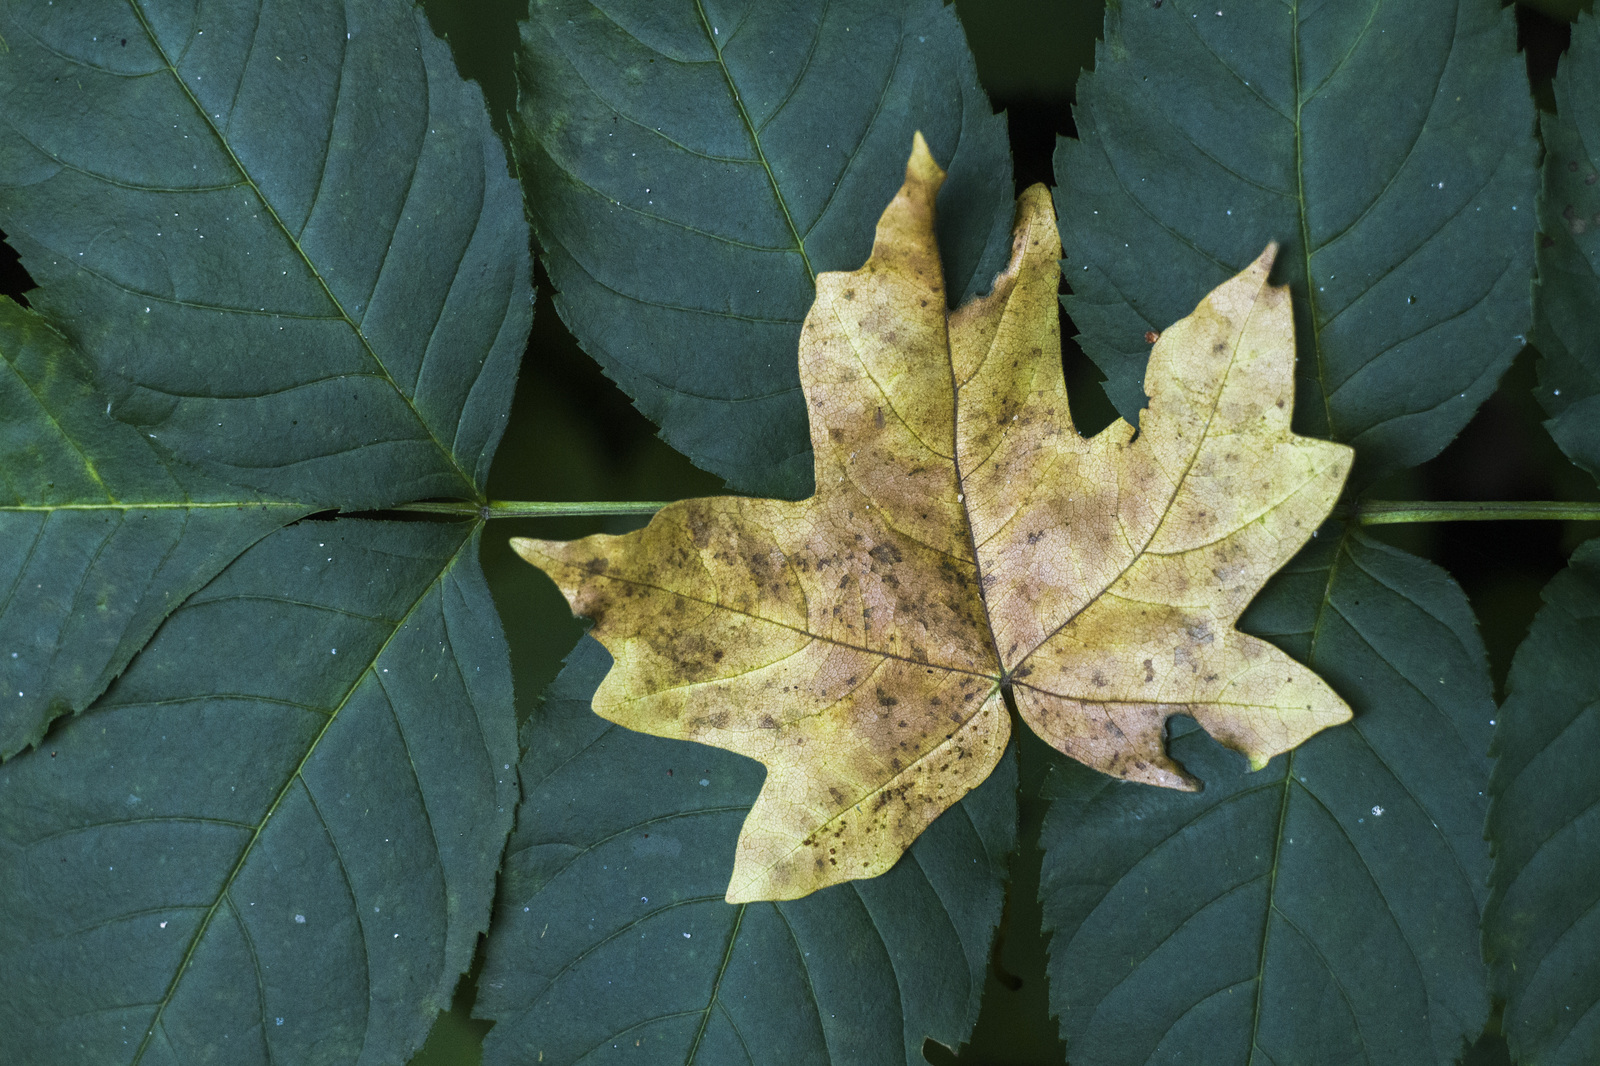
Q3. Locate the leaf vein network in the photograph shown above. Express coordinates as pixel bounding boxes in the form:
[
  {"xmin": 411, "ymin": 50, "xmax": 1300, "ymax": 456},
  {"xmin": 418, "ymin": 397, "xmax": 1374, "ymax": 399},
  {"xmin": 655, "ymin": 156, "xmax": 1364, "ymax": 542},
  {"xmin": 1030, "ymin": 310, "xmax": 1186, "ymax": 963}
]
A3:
[
  {"xmin": 122, "ymin": 0, "xmax": 474, "ymax": 495},
  {"xmin": 694, "ymin": 0, "xmax": 817, "ymax": 284},
  {"xmin": 297, "ymin": 775, "xmax": 376, "ymax": 1061},
  {"xmin": 123, "ymin": 532, "xmax": 465, "ymax": 1065},
  {"xmin": 1262, "ymin": 906, "xmax": 1377, "ymax": 1066}
]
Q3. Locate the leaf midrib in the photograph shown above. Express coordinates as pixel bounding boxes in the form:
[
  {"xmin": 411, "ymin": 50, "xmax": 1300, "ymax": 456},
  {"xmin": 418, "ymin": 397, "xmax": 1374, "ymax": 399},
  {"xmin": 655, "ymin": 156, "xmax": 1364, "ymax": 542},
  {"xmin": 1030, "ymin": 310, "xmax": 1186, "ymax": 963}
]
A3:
[
  {"xmin": 0, "ymin": 502, "xmax": 306, "ymax": 511},
  {"xmin": 123, "ymin": 0, "xmax": 478, "ymax": 501},
  {"xmin": 692, "ymin": 0, "xmax": 817, "ymax": 287},
  {"xmin": 128, "ymin": 525, "xmax": 474, "ymax": 1065}
]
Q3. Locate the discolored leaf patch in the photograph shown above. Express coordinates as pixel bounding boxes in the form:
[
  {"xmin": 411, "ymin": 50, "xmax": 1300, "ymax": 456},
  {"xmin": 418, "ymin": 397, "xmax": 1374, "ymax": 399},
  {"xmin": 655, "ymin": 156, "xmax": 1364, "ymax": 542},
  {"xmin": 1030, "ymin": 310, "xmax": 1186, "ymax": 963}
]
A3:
[{"xmin": 516, "ymin": 137, "xmax": 1354, "ymax": 903}]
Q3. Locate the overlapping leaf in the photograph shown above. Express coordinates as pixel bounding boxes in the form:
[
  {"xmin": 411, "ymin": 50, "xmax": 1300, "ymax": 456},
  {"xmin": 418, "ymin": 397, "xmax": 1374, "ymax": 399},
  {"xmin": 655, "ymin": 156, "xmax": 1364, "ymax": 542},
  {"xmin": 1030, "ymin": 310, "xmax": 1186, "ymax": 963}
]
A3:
[
  {"xmin": 474, "ymin": 638, "xmax": 1016, "ymax": 1066},
  {"xmin": 0, "ymin": 2, "xmax": 532, "ymax": 1062},
  {"xmin": 1489, "ymin": 22, "xmax": 1600, "ymax": 1063},
  {"xmin": 1040, "ymin": 529, "xmax": 1495, "ymax": 1066},
  {"xmin": 1043, "ymin": 1, "xmax": 1520, "ymax": 1056},
  {"xmin": 0, "ymin": 298, "xmax": 304, "ymax": 757},
  {"xmin": 515, "ymin": 0, "xmax": 1014, "ymax": 497},
  {"xmin": 1532, "ymin": 12, "xmax": 1600, "ymax": 478},
  {"xmin": 1486, "ymin": 537, "xmax": 1600, "ymax": 1066},
  {"xmin": 518, "ymin": 142, "xmax": 1351, "ymax": 903},
  {"xmin": 0, "ymin": 0, "xmax": 531, "ymax": 508},
  {"xmin": 0, "ymin": 520, "xmax": 517, "ymax": 1066},
  {"xmin": 1057, "ymin": 0, "xmax": 1535, "ymax": 486}
]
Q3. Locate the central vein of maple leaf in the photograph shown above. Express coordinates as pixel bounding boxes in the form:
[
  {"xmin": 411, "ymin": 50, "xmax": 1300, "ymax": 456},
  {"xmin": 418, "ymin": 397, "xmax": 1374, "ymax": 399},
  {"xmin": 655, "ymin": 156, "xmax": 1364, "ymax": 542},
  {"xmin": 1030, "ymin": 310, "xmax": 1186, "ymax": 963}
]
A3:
[{"xmin": 516, "ymin": 135, "xmax": 1353, "ymax": 903}]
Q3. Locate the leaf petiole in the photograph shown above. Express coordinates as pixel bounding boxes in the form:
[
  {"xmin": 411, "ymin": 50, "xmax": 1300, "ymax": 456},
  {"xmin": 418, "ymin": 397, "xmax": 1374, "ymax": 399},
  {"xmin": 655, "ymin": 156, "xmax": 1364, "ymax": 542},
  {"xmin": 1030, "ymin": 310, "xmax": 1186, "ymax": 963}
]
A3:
[
  {"xmin": 393, "ymin": 500, "xmax": 672, "ymax": 519},
  {"xmin": 396, "ymin": 499, "xmax": 1600, "ymax": 524},
  {"xmin": 1341, "ymin": 500, "xmax": 1600, "ymax": 524}
]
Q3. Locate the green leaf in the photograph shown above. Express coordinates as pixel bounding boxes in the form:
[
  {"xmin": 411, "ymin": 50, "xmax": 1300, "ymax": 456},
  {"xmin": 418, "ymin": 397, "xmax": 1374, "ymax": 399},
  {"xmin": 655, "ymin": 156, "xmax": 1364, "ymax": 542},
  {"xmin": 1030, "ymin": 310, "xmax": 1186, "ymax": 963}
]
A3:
[
  {"xmin": 0, "ymin": 297, "xmax": 304, "ymax": 758},
  {"xmin": 474, "ymin": 637, "xmax": 1017, "ymax": 1065},
  {"xmin": 1039, "ymin": 529, "xmax": 1494, "ymax": 1065},
  {"xmin": 1056, "ymin": 0, "xmax": 1535, "ymax": 486},
  {"xmin": 0, "ymin": 0, "xmax": 531, "ymax": 509},
  {"xmin": 514, "ymin": 0, "xmax": 1014, "ymax": 498},
  {"xmin": 1486, "ymin": 537, "xmax": 1600, "ymax": 1066},
  {"xmin": 0, "ymin": 519, "xmax": 517, "ymax": 1066},
  {"xmin": 1533, "ymin": 12, "xmax": 1600, "ymax": 481}
]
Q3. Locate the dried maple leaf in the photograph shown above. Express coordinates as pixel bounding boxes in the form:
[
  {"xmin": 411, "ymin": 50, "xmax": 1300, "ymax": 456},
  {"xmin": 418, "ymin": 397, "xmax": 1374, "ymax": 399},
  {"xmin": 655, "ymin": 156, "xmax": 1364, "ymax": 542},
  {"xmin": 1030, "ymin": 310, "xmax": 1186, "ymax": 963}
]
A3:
[{"xmin": 515, "ymin": 136, "xmax": 1354, "ymax": 903}]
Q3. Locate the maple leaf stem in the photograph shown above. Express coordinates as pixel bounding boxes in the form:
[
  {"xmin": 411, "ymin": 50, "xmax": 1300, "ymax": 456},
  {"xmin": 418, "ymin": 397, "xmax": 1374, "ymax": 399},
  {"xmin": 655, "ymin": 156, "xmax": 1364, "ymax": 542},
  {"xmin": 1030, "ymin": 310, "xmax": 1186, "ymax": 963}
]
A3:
[{"xmin": 1342, "ymin": 500, "xmax": 1600, "ymax": 524}]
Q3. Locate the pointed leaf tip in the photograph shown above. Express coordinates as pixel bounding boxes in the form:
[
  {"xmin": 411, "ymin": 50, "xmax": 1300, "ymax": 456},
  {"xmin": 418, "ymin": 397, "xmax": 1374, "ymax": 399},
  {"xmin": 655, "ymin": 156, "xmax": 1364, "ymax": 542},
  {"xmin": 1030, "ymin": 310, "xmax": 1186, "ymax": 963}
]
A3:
[{"xmin": 907, "ymin": 130, "xmax": 943, "ymax": 184}]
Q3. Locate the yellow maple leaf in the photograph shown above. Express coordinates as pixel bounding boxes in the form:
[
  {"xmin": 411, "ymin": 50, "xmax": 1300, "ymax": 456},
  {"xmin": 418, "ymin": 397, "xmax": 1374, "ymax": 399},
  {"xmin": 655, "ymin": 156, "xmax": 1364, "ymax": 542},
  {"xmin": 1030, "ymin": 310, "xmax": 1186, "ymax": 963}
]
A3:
[{"xmin": 514, "ymin": 135, "xmax": 1353, "ymax": 903}]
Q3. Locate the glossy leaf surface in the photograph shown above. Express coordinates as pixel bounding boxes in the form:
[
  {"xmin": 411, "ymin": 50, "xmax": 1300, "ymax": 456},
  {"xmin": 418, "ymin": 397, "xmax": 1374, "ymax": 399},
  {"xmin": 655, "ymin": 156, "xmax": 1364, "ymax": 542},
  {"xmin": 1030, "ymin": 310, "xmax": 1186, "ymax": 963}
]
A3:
[
  {"xmin": 0, "ymin": 520, "xmax": 517, "ymax": 1066},
  {"xmin": 0, "ymin": 297, "xmax": 302, "ymax": 757},
  {"xmin": 0, "ymin": 0, "xmax": 531, "ymax": 508},
  {"xmin": 1039, "ymin": 529, "xmax": 1495, "ymax": 1066},
  {"xmin": 1487, "ymin": 537, "xmax": 1600, "ymax": 1066},
  {"xmin": 515, "ymin": 0, "xmax": 1014, "ymax": 497},
  {"xmin": 475, "ymin": 637, "xmax": 1016, "ymax": 1066},
  {"xmin": 1057, "ymin": 0, "xmax": 1535, "ymax": 486},
  {"xmin": 1533, "ymin": 12, "xmax": 1600, "ymax": 478}
]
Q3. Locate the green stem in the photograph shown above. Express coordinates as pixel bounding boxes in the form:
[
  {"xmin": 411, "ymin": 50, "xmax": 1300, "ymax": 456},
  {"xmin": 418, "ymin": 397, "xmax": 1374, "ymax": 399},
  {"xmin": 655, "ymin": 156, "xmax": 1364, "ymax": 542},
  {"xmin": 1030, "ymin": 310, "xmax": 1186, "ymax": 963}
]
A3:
[
  {"xmin": 1341, "ymin": 500, "xmax": 1600, "ymax": 525},
  {"xmin": 394, "ymin": 499, "xmax": 1600, "ymax": 524},
  {"xmin": 393, "ymin": 500, "xmax": 672, "ymax": 519}
]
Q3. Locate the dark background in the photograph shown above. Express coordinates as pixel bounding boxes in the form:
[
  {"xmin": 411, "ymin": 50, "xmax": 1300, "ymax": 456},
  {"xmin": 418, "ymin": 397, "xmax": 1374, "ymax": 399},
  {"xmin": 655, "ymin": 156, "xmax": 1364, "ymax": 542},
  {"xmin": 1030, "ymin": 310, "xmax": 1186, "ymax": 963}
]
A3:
[{"xmin": 2, "ymin": 1, "xmax": 1594, "ymax": 1062}]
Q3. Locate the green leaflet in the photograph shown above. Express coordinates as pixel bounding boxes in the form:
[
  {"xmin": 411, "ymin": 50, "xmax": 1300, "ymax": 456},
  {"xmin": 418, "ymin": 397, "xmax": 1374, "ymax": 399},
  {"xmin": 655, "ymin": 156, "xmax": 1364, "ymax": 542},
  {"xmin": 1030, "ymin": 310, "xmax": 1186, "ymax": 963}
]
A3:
[
  {"xmin": 514, "ymin": 0, "xmax": 1014, "ymax": 498},
  {"xmin": 1494, "ymin": 23, "xmax": 1600, "ymax": 1061},
  {"xmin": 474, "ymin": 638, "xmax": 1017, "ymax": 1066},
  {"xmin": 0, "ymin": 2, "xmax": 533, "ymax": 1060},
  {"xmin": 0, "ymin": 0, "xmax": 531, "ymax": 509},
  {"xmin": 0, "ymin": 297, "xmax": 303, "ymax": 758},
  {"xmin": 1039, "ymin": 529, "xmax": 1494, "ymax": 1065},
  {"xmin": 1486, "ymin": 537, "xmax": 1600, "ymax": 1066},
  {"xmin": 0, "ymin": 520, "xmax": 518, "ymax": 1066},
  {"xmin": 1057, "ymin": 0, "xmax": 1535, "ymax": 487},
  {"xmin": 1533, "ymin": 13, "xmax": 1600, "ymax": 479}
]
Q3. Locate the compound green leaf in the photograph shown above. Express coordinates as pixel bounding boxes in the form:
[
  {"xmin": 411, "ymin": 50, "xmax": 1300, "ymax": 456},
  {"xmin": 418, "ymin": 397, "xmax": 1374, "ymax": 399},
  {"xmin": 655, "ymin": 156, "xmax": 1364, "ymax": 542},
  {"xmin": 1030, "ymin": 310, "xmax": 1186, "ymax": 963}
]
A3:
[
  {"xmin": 0, "ymin": 297, "xmax": 304, "ymax": 758},
  {"xmin": 0, "ymin": 0, "xmax": 531, "ymax": 509},
  {"xmin": 515, "ymin": 0, "xmax": 1014, "ymax": 498},
  {"xmin": 1039, "ymin": 529, "xmax": 1494, "ymax": 1066},
  {"xmin": 1057, "ymin": 0, "xmax": 1535, "ymax": 486},
  {"xmin": 1486, "ymin": 537, "xmax": 1600, "ymax": 1066},
  {"xmin": 1533, "ymin": 12, "xmax": 1600, "ymax": 480},
  {"xmin": 0, "ymin": 519, "xmax": 518, "ymax": 1066},
  {"xmin": 475, "ymin": 637, "xmax": 1016, "ymax": 1066}
]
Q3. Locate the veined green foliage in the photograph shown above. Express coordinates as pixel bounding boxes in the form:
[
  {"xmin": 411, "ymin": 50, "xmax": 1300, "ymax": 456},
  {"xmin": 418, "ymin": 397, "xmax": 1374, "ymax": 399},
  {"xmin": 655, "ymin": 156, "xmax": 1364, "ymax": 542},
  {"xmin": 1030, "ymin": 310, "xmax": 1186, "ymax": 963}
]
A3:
[
  {"xmin": 474, "ymin": 639, "xmax": 1017, "ymax": 1066},
  {"xmin": 1058, "ymin": 0, "xmax": 1535, "ymax": 488},
  {"xmin": 0, "ymin": 298, "xmax": 302, "ymax": 757},
  {"xmin": 1039, "ymin": 2, "xmax": 1536, "ymax": 1060},
  {"xmin": 0, "ymin": 1, "xmax": 530, "ymax": 1063},
  {"xmin": 0, "ymin": 0, "xmax": 531, "ymax": 508},
  {"xmin": 1534, "ymin": 13, "xmax": 1600, "ymax": 479},
  {"xmin": 1487, "ymin": 538, "xmax": 1600, "ymax": 1066},
  {"xmin": 1, "ymin": 0, "xmax": 1593, "ymax": 1063},
  {"xmin": 0, "ymin": 521, "xmax": 517, "ymax": 1065},
  {"xmin": 514, "ymin": 0, "xmax": 1015, "ymax": 498},
  {"xmin": 1491, "ymin": 21, "xmax": 1600, "ymax": 1060},
  {"xmin": 1040, "ymin": 529, "xmax": 1495, "ymax": 1065}
]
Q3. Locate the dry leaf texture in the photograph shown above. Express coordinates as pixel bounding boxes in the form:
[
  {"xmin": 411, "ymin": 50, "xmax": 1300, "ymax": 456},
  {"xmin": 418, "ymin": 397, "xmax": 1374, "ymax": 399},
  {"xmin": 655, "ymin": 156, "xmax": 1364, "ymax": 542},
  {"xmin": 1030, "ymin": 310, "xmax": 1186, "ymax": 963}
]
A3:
[{"xmin": 515, "ymin": 135, "xmax": 1354, "ymax": 903}]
